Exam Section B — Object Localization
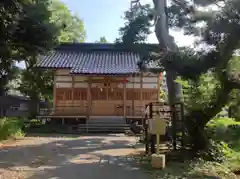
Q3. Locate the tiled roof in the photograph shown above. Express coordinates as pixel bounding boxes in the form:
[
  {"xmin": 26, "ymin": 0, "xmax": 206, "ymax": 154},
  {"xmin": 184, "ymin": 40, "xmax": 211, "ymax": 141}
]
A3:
[{"xmin": 36, "ymin": 43, "xmax": 160, "ymax": 75}]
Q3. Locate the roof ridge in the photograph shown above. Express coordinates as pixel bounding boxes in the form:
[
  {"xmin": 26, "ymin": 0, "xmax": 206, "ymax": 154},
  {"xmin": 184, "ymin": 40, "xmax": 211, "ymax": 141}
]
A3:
[{"xmin": 55, "ymin": 42, "xmax": 159, "ymax": 52}]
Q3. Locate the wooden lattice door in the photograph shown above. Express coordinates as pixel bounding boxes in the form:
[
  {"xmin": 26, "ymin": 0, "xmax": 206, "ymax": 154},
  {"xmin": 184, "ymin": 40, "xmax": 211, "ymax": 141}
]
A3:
[{"xmin": 90, "ymin": 77, "xmax": 125, "ymax": 116}]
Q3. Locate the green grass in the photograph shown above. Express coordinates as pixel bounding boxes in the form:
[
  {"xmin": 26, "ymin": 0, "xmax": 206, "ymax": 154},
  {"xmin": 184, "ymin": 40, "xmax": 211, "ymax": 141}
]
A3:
[{"xmin": 0, "ymin": 117, "xmax": 25, "ymax": 141}]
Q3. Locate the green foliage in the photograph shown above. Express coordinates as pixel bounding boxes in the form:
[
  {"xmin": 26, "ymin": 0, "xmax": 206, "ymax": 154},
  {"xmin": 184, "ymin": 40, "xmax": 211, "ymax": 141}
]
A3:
[
  {"xmin": 18, "ymin": 58, "xmax": 53, "ymax": 101},
  {"xmin": 49, "ymin": 0, "xmax": 86, "ymax": 43},
  {"xmin": 0, "ymin": 0, "xmax": 58, "ymax": 95},
  {"xmin": 18, "ymin": 0, "xmax": 86, "ymax": 117},
  {"xmin": 176, "ymin": 72, "xmax": 220, "ymax": 112},
  {"xmin": 205, "ymin": 117, "xmax": 240, "ymax": 172},
  {"xmin": 207, "ymin": 117, "xmax": 240, "ymax": 127},
  {"xmin": 18, "ymin": 56, "xmax": 54, "ymax": 117},
  {"xmin": 0, "ymin": 117, "xmax": 25, "ymax": 140},
  {"xmin": 198, "ymin": 140, "xmax": 228, "ymax": 163},
  {"xmin": 95, "ymin": 36, "xmax": 108, "ymax": 43},
  {"xmin": 116, "ymin": 4, "xmax": 152, "ymax": 44},
  {"xmin": 188, "ymin": 160, "xmax": 237, "ymax": 179},
  {"xmin": 206, "ymin": 117, "xmax": 240, "ymax": 149},
  {"xmin": 138, "ymin": 156, "xmax": 237, "ymax": 179},
  {"xmin": 124, "ymin": 0, "xmax": 240, "ymax": 150},
  {"xmin": 161, "ymin": 0, "xmax": 240, "ymax": 84}
]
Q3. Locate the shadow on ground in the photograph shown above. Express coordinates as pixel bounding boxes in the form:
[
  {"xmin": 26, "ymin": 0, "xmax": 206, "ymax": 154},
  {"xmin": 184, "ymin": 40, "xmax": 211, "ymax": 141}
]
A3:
[{"xmin": 0, "ymin": 134, "xmax": 154, "ymax": 179}]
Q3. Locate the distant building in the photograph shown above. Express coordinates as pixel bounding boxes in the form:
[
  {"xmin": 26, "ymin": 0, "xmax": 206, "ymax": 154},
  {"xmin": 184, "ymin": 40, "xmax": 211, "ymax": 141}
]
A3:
[{"xmin": 0, "ymin": 95, "xmax": 49, "ymax": 118}]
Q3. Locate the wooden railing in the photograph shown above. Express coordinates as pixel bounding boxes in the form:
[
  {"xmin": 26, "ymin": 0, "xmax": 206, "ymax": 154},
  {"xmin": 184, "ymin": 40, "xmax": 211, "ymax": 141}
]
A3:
[{"xmin": 39, "ymin": 105, "xmax": 145, "ymax": 117}]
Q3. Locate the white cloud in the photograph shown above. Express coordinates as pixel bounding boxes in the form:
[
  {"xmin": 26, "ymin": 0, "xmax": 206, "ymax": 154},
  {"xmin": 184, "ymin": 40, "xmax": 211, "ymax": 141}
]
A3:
[
  {"xmin": 147, "ymin": 28, "xmax": 195, "ymax": 47},
  {"xmin": 170, "ymin": 30, "xmax": 195, "ymax": 47},
  {"xmin": 16, "ymin": 61, "xmax": 25, "ymax": 69}
]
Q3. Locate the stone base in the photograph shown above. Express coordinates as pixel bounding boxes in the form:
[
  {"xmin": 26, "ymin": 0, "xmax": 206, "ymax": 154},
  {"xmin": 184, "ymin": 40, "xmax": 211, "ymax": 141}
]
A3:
[{"xmin": 151, "ymin": 154, "xmax": 166, "ymax": 169}]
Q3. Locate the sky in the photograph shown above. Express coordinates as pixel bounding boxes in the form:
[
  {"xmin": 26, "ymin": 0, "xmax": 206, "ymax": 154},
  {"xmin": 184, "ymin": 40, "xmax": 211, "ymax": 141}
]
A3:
[
  {"xmin": 17, "ymin": 0, "xmax": 195, "ymax": 68},
  {"xmin": 61, "ymin": 0, "xmax": 195, "ymax": 46}
]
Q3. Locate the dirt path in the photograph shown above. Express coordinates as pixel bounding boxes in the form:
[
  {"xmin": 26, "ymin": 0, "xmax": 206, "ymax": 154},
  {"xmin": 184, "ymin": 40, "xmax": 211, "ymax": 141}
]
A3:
[{"xmin": 0, "ymin": 134, "xmax": 155, "ymax": 179}]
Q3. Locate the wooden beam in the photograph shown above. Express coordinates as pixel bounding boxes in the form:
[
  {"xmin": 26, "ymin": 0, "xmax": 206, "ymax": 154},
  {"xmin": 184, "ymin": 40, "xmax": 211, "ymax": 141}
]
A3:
[{"xmin": 81, "ymin": 78, "xmax": 130, "ymax": 83}]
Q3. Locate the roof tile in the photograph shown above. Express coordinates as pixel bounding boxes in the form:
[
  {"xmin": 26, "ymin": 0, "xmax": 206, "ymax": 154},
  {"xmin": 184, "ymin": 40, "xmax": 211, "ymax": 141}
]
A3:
[{"xmin": 36, "ymin": 45, "xmax": 141, "ymax": 74}]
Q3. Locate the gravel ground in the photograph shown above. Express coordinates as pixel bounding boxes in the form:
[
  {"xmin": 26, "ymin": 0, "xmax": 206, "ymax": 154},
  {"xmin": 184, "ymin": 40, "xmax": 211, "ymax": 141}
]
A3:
[{"xmin": 0, "ymin": 134, "xmax": 155, "ymax": 179}]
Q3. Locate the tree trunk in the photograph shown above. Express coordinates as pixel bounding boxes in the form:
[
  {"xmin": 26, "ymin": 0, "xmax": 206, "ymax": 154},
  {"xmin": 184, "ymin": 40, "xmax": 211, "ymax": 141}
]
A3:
[
  {"xmin": 153, "ymin": 0, "xmax": 182, "ymax": 104},
  {"xmin": 184, "ymin": 113, "xmax": 208, "ymax": 151},
  {"xmin": 0, "ymin": 75, "xmax": 8, "ymax": 96},
  {"xmin": 28, "ymin": 96, "xmax": 39, "ymax": 119}
]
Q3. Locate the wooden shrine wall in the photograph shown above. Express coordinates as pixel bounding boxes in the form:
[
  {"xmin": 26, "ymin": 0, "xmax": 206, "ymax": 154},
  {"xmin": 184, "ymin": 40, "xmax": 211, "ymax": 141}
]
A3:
[{"xmin": 54, "ymin": 69, "xmax": 160, "ymax": 116}]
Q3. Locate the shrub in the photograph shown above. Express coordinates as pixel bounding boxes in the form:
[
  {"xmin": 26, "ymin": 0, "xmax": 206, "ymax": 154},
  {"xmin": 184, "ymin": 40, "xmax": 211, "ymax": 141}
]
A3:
[
  {"xmin": 188, "ymin": 160, "xmax": 238, "ymax": 179},
  {"xmin": 143, "ymin": 159, "xmax": 238, "ymax": 179},
  {"xmin": 205, "ymin": 117, "xmax": 240, "ymax": 172},
  {"xmin": 0, "ymin": 117, "xmax": 25, "ymax": 140},
  {"xmin": 198, "ymin": 140, "xmax": 228, "ymax": 162},
  {"xmin": 206, "ymin": 117, "xmax": 240, "ymax": 145}
]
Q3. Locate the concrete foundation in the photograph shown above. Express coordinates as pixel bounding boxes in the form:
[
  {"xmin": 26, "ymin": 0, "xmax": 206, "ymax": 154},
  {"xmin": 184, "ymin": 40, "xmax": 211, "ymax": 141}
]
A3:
[{"xmin": 151, "ymin": 154, "xmax": 166, "ymax": 169}]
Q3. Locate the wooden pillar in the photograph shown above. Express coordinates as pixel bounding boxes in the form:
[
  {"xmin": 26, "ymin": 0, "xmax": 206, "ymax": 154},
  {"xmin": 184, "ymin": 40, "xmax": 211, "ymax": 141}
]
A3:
[
  {"xmin": 53, "ymin": 72, "xmax": 57, "ymax": 111},
  {"xmin": 86, "ymin": 77, "xmax": 92, "ymax": 133},
  {"xmin": 106, "ymin": 79, "xmax": 109, "ymax": 101},
  {"xmin": 71, "ymin": 76, "xmax": 74, "ymax": 111},
  {"xmin": 87, "ymin": 77, "xmax": 92, "ymax": 119},
  {"xmin": 123, "ymin": 82, "xmax": 126, "ymax": 119},
  {"xmin": 140, "ymin": 73, "xmax": 143, "ymax": 123},
  {"xmin": 132, "ymin": 74, "xmax": 135, "ymax": 116}
]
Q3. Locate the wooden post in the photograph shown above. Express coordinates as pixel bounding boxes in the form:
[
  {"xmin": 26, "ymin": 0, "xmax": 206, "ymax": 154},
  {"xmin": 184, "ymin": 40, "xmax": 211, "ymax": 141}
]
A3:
[
  {"xmin": 123, "ymin": 82, "xmax": 126, "ymax": 119},
  {"xmin": 87, "ymin": 77, "xmax": 92, "ymax": 133},
  {"xmin": 106, "ymin": 78, "xmax": 109, "ymax": 101},
  {"xmin": 132, "ymin": 74, "xmax": 135, "ymax": 116},
  {"xmin": 156, "ymin": 134, "xmax": 160, "ymax": 155},
  {"xmin": 72, "ymin": 76, "xmax": 74, "ymax": 112},
  {"xmin": 53, "ymin": 71, "xmax": 57, "ymax": 112},
  {"xmin": 87, "ymin": 77, "xmax": 92, "ymax": 117}
]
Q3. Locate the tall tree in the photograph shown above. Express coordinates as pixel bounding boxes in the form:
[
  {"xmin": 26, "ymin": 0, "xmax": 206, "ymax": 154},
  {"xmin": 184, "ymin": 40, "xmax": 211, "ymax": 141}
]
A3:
[
  {"xmin": 162, "ymin": 0, "xmax": 240, "ymax": 150},
  {"xmin": 128, "ymin": 0, "xmax": 240, "ymax": 150},
  {"xmin": 18, "ymin": 0, "xmax": 86, "ymax": 117},
  {"xmin": 0, "ymin": 0, "xmax": 58, "ymax": 96}
]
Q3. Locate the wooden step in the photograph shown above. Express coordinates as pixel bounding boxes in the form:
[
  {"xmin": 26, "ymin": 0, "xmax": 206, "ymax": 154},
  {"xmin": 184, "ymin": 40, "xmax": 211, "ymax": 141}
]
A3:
[{"xmin": 75, "ymin": 123, "xmax": 130, "ymax": 133}]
